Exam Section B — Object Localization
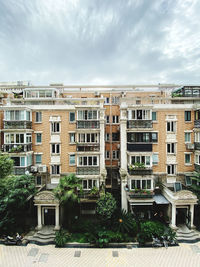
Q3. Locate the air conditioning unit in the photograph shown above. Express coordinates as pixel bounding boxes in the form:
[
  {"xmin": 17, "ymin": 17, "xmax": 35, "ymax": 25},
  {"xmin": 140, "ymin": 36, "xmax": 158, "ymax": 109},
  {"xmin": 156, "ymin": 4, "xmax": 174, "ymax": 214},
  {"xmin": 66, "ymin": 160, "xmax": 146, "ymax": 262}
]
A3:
[
  {"xmin": 31, "ymin": 166, "xmax": 38, "ymax": 173},
  {"xmin": 94, "ymin": 91, "xmax": 100, "ymax": 97},
  {"xmin": 186, "ymin": 143, "xmax": 194, "ymax": 150},
  {"xmin": 38, "ymin": 165, "xmax": 47, "ymax": 173}
]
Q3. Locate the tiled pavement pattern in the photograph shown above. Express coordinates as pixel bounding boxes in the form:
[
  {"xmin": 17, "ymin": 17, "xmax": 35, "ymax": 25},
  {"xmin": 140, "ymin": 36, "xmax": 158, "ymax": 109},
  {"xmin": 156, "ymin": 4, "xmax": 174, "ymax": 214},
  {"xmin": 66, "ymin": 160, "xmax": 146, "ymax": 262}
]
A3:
[{"xmin": 1, "ymin": 243, "xmax": 200, "ymax": 267}]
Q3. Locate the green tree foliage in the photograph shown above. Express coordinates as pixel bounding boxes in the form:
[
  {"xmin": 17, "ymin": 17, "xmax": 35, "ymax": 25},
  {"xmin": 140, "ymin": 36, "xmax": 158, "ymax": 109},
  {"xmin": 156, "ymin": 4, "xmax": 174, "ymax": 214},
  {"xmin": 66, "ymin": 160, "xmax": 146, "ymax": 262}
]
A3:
[
  {"xmin": 113, "ymin": 209, "xmax": 138, "ymax": 235},
  {"xmin": 54, "ymin": 174, "xmax": 82, "ymax": 204},
  {"xmin": 0, "ymin": 154, "xmax": 13, "ymax": 179},
  {"xmin": 0, "ymin": 175, "xmax": 36, "ymax": 234},
  {"xmin": 96, "ymin": 192, "xmax": 117, "ymax": 221}
]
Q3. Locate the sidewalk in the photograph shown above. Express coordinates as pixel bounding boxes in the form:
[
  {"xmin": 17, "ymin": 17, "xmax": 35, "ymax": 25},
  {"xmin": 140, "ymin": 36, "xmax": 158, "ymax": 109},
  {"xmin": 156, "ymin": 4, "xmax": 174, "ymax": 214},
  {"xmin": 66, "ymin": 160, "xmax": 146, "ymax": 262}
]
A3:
[{"xmin": 1, "ymin": 242, "xmax": 200, "ymax": 267}]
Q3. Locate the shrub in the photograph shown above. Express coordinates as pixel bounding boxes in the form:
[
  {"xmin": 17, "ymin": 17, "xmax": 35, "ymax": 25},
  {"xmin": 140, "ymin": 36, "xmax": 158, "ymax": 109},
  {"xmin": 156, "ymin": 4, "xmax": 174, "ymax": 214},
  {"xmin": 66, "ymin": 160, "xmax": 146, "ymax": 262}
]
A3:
[
  {"xmin": 55, "ymin": 229, "xmax": 71, "ymax": 247},
  {"xmin": 137, "ymin": 220, "xmax": 165, "ymax": 244},
  {"xmin": 96, "ymin": 192, "xmax": 117, "ymax": 221}
]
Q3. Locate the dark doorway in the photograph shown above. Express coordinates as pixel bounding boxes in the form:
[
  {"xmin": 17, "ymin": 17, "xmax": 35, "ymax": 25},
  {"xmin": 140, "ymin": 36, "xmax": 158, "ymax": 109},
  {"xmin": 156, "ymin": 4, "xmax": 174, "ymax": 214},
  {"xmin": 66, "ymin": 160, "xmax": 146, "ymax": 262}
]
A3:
[
  {"xmin": 176, "ymin": 208, "xmax": 187, "ymax": 225},
  {"xmin": 44, "ymin": 208, "xmax": 55, "ymax": 225}
]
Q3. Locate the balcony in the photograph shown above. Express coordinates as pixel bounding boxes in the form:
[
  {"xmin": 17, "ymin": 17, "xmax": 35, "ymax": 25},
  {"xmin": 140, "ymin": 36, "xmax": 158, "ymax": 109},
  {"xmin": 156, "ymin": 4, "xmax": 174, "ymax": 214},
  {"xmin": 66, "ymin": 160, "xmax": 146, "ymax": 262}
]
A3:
[
  {"xmin": 127, "ymin": 190, "xmax": 154, "ymax": 199},
  {"xmin": 127, "ymin": 120, "xmax": 152, "ymax": 129},
  {"xmin": 4, "ymin": 121, "xmax": 32, "ymax": 129},
  {"xmin": 194, "ymin": 120, "xmax": 200, "ymax": 128},
  {"xmin": 13, "ymin": 166, "xmax": 31, "ymax": 175},
  {"xmin": 76, "ymin": 121, "xmax": 100, "ymax": 129},
  {"xmin": 128, "ymin": 166, "xmax": 152, "ymax": 176},
  {"xmin": 77, "ymin": 143, "xmax": 100, "ymax": 152},
  {"xmin": 78, "ymin": 190, "xmax": 100, "ymax": 202},
  {"xmin": 3, "ymin": 144, "xmax": 32, "ymax": 153},
  {"xmin": 76, "ymin": 166, "xmax": 100, "ymax": 175},
  {"xmin": 195, "ymin": 142, "xmax": 200, "ymax": 150},
  {"xmin": 127, "ymin": 143, "xmax": 152, "ymax": 152}
]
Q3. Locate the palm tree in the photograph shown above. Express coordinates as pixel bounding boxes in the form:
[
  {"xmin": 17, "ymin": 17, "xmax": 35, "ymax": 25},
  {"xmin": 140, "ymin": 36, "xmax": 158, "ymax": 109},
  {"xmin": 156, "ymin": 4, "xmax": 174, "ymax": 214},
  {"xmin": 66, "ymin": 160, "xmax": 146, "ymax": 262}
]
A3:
[
  {"xmin": 54, "ymin": 173, "xmax": 82, "ymax": 204},
  {"xmin": 54, "ymin": 174, "xmax": 82, "ymax": 228}
]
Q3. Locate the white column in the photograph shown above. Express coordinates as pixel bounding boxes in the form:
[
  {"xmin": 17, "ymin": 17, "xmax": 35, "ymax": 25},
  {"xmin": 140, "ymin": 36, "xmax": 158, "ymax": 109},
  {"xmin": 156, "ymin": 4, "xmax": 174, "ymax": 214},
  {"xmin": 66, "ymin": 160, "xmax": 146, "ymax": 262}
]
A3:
[
  {"xmin": 55, "ymin": 205, "xmax": 60, "ymax": 230},
  {"xmin": 37, "ymin": 205, "xmax": 42, "ymax": 230},
  {"xmin": 121, "ymin": 179, "xmax": 128, "ymax": 211},
  {"xmin": 190, "ymin": 204, "xmax": 195, "ymax": 229},
  {"xmin": 171, "ymin": 204, "xmax": 177, "ymax": 229}
]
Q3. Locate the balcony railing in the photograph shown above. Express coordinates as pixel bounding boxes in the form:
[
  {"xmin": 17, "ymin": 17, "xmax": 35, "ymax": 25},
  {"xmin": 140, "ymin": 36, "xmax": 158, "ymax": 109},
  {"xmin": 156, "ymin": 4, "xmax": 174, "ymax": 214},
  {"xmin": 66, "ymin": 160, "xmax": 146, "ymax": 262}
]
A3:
[
  {"xmin": 127, "ymin": 190, "xmax": 154, "ymax": 199},
  {"xmin": 78, "ymin": 190, "xmax": 100, "ymax": 200},
  {"xmin": 76, "ymin": 120, "xmax": 100, "ymax": 129},
  {"xmin": 77, "ymin": 144, "xmax": 100, "ymax": 152},
  {"xmin": 76, "ymin": 166, "xmax": 100, "ymax": 175},
  {"xmin": 127, "ymin": 120, "xmax": 152, "ymax": 129},
  {"xmin": 127, "ymin": 143, "xmax": 152, "ymax": 152},
  {"xmin": 3, "ymin": 143, "xmax": 32, "ymax": 153},
  {"xmin": 13, "ymin": 166, "xmax": 31, "ymax": 175},
  {"xmin": 194, "ymin": 120, "xmax": 200, "ymax": 128},
  {"xmin": 4, "ymin": 121, "xmax": 32, "ymax": 129},
  {"xmin": 128, "ymin": 166, "xmax": 153, "ymax": 176}
]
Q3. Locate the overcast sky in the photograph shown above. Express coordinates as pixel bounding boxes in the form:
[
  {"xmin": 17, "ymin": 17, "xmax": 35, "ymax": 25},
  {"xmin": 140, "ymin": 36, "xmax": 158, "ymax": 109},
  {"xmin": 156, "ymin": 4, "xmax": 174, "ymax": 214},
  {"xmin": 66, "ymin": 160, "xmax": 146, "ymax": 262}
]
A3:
[{"xmin": 0, "ymin": 0, "xmax": 199, "ymax": 85}]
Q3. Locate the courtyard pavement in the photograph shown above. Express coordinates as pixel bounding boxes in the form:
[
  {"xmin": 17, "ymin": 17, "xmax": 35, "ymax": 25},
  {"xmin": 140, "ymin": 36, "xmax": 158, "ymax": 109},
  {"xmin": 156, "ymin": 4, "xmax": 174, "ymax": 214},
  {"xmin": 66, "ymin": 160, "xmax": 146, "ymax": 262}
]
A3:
[{"xmin": 1, "ymin": 242, "xmax": 200, "ymax": 267}]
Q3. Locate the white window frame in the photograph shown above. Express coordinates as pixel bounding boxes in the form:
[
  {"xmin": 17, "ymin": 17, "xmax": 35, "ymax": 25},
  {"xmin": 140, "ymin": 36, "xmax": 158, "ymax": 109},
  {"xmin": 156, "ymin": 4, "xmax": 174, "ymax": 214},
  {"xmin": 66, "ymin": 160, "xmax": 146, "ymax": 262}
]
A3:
[
  {"xmin": 36, "ymin": 111, "xmax": 42, "ymax": 123},
  {"xmin": 77, "ymin": 110, "xmax": 98, "ymax": 120},
  {"xmin": 112, "ymin": 115, "xmax": 119, "ymax": 124},
  {"xmin": 105, "ymin": 151, "xmax": 110, "ymax": 159},
  {"xmin": 130, "ymin": 179, "xmax": 152, "ymax": 190},
  {"xmin": 51, "ymin": 122, "xmax": 60, "ymax": 133},
  {"xmin": 69, "ymin": 133, "xmax": 76, "ymax": 143},
  {"xmin": 130, "ymin": 155, "xmax": 152, "ymax": 167},
  {"xmin": 167, "ymin": 143, "xmax": 176, "ymax": 154},
  {"xmin": 167, "ymin": 164, "xmax": 176, "ymax": 175},
  {"xmin": 35, "ymin": 154, "xmax": 42, "ymax": 165},
  {"xmin": 51, "ymin": 144, "xmax": 60, "ymax": 154},
  {"xmin": 51, "ymin": 165, "xmax": 60, "ymax": 175},
  {"xmin": 82, "ymin": 179, "xmax": 98, "ymax": 189},
  {"xmin": 167, "ymin": 121, "xmax": 176, "ymax": 132},
  {"xmin": 112, "ymin": 150, "xmax": 119, "ymax": 159},
  {"xmin": 36, "ymin": 133, "xmax": 42, "ymax": 144},
  {"xmin": 69, "ymin": 112, "xmax": 75, "ymax": 122},
  {"xmin": 69, "ymin": 154, "xmax": 76, "ymax": 166},
  {"xmin": 185, "ymin": 153, "xmax": 192, "ymax": 165},
  {"xmin": 78, "ymin": 133, "xmax": 99, "ymax": 143},
  {"xmin": 185, "ymin": 132, "xmax": 191, "ymax": 143},
  {"xmin": 78, "ymin": 156, "xmax": 99, "ymax": 166}
]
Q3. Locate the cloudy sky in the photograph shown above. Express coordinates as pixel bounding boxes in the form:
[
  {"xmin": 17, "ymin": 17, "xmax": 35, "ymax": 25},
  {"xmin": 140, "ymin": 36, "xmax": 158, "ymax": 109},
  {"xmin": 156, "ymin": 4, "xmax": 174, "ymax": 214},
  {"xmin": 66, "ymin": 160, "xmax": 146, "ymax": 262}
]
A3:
[{"xmin": 0, "ymin": 0, "xmax": 199, "ymax": 85}]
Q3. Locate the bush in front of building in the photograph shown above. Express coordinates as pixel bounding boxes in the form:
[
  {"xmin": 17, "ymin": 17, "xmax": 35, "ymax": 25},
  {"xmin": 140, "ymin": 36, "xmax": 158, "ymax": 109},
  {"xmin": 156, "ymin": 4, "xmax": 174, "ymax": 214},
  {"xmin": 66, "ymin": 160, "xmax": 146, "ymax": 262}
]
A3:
[
  {"xmin": 137, "ymin": 220, "xmax": 165, "ymax": 244},
  {"xmin": 96, "ymin": 192, "xmax": 117, "ymax": 222},
  {"xmin": 55, "ymin": 229, "xmax": 71, "ymax": 248}
]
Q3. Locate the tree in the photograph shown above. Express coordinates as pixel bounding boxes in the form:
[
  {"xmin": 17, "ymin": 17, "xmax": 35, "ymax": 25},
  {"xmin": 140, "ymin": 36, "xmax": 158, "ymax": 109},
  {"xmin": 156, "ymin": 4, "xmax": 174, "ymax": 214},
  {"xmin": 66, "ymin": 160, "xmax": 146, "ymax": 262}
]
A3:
[
  {"xmin": 0, "ymin": 175, "xmax": 36, "ymax": 234},
  {"xmin": 96, "ymin": 192, "xmax": 117, "ymax": 221},
  {"xmin": 54, "ymin": 174, "xmax": 82, "ymax": 228},
  {"xmin": 0, "ymin": 154, "xmax": 13, "ymax": 179}
]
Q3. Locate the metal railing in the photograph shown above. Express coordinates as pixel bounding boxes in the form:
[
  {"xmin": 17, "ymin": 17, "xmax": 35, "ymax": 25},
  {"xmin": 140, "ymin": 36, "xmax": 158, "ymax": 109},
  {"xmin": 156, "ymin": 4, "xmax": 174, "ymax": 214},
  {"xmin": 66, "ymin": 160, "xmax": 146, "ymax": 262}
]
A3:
[
  {"xmin": 127, "ymin": 120, "xmax": 153, "ymax": 128},
  {"xmin": 4, "ymin": 121, "xmax": 32, "ymax": 129},
  {"xmin": 76, "ymin": 144, "xmax": 100, "ymax": 152},
  {"xmin": 3, "ymin": 143, "xmax": 32, "ymax": 153},
  {"xmin": 76, "ymin": 166, "xmax": 100, "ymax": 175},
  {"xmin": 128, "ymin": 167, "xmax": 153, "ymax": 175},
  {"xmin": 76, "ymin": 120, "xmax": 100, "ymax": 129}
]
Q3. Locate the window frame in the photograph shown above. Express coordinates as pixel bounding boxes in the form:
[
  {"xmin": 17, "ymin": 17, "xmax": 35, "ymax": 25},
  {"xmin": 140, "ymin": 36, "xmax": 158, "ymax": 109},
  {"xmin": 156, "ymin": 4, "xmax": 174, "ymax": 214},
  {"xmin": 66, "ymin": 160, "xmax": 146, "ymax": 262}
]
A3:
[{"xmin": 36, "ymin": 111, "xmax": 42, "ymax": 123}]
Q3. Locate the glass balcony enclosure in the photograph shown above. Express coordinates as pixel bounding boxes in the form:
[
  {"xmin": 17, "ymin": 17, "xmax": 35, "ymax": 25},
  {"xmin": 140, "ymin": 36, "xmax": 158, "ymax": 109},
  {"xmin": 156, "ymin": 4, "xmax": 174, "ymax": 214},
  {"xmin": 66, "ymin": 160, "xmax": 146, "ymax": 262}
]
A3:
[
  {"xmin": 23, "ymin": 88, "xmax": 57, "ymax": 98},
  {"xmin": 4, "ymin": 109, "xmax": 32, "ymax": 129}
]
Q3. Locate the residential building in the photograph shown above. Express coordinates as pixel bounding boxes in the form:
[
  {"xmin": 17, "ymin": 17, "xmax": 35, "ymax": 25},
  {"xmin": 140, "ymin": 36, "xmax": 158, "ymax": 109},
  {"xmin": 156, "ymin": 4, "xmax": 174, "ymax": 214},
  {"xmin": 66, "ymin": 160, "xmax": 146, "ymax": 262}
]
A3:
[{"xmin": 0, "ymin": 83, "xmax": 199, "ymax": 230}]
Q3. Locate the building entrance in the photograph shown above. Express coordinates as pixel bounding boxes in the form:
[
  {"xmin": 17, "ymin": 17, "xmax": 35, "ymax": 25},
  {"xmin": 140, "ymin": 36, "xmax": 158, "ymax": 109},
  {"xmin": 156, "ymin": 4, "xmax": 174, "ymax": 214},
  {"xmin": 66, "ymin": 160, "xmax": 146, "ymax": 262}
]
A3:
[
  {"xmin": 43, "ymin": 208, "xmax": 55, "ymax": 226},
  {"xmin": 176, "ymin": 208, "xmax": 187, "ymax": 225}
]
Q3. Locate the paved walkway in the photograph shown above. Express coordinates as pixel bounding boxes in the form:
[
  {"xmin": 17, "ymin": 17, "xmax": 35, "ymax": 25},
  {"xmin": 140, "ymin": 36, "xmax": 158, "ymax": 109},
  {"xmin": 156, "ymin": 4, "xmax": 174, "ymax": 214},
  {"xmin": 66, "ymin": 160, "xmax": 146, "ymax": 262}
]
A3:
[{"xmin": 1, "ymin": 242, "xmax": 200, "ymax": 267}]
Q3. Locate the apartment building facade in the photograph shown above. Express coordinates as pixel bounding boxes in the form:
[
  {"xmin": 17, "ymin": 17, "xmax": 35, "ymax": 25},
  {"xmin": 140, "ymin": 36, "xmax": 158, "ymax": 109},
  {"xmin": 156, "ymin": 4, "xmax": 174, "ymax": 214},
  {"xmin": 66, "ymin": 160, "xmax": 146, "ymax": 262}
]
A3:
[{"xmin": 0, "ymin": 83, "xmax": 199, "ymax": 230}]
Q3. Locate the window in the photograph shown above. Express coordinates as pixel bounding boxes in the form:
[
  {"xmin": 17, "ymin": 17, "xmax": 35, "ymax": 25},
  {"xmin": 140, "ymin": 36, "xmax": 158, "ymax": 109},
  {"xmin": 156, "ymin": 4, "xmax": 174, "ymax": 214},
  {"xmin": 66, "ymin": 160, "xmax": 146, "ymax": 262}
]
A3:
[
  {"xmin": 69, "ymin": 155, "xmax": 75, "ymax": 165},
  {"xmin": 112, "ymin": 96, "xmax": 119, "ymax": 104},
  {"xmin": 36, "ymin": 176, "xmax": 42, "ymax": 186},
  {"xmin": 82, "ymin": 179, "xmax": 97, "ymax": 189},
  {"xmin": 112, "ymin": 116, "xmax": 119, "ymax": 123},
  {"xmin": 152, "ymin": 133, "xmax": 158, "ymax": 142},
  {"xmin": 185, "ymin": 176, "xmax": 192, "ymax": 186},
  {"xmin": 106, "ymin": 133, "xmax": 110, "ymax": 141},
  {"xmin": 130, "ymin": 109, "xmax": 151, "ymax": 120},
  {"xmin": 167, "ymin": 164, "xmax": 176, "ymax": 175},
  {"xmin": 167, "ymin": 121, "xmax": 176, "ymax": 132},
  {"xmin": 112, "ymin": 150, "xmax": 119, "ymax": 159},
  {"xmin": 26, "ymin": 133, "xmax": 32, "ymax": 143},
  {"xmin": 131, "ymin": 155, "xmax": 151, "ymax": 167},
  {"xmin": 195, "ymin": 132, "xmax": 200, "ymax": 142},
  {"xmin": 105, "ymin": 97, "xmax": 110, "ymax": 104},
  {"xmin": 69, "ymin": 112, "xmax": 75, "ymax": 122},
  {"xmin": 51, "ymin": 165, "xmax": 60, "ymax": 175},
  {"xmin": 51, "ymin": 144, "xmax": 60, "ymax": 154},
  {"xmin": 152, "ymin": 154, "xmax": 159, "ymax": 165},
  {"xmin": 185, "ymin": 132, "xmax": 191, "ymax": 143},
  {"xmin": 152, "ymin": 112, "xmax": 157, "ymax": 121},
  {"xmin": 69, "ymin": 133, "xmax": 76, "ymax": 143},
  {"xmin": 78, "ymin": 133, "xmax": 98, "ymax": 143},
  {"xmin": 77, "ymin": 110, "xmax": 98, "ymax": 120},
  {"xmin": 36, "ymin": 133, "xmax": 42, "ymax": 144},
  {"xmin": 106, "ymin": 116, "xmax": 110, "ymax": 124},
  {"xmin": 130, "ymin": 179, "xmax": 152, "ymax": 190},
  {"xmin": 195, "ymin": 154, "xmax": 200, "ymax": 164},
  {"xmin": 36, "ymin": 112, "xmax": 42, "ymax": 122},
  {"xmin": 112, "ymin": 133, "xmax": 120, "ymax": 141},
  {"xmin": 185, "ymin": 111, "xmax": 191, "ymax": 122},
  {"xmin": 51, "ymin": 122, "xmax": 60, "ymax": 133},
  {"xmin": 35, "ymin": 154, "xmax": 42, "ymax": 164},
  {"xmin": 105, "ymin": 151, "xmax": 110, "ymax": 159},
  {"xmin": 167, "ymin": 143, "xmax": 175, "ymax": 154},
  {"xmin": 185, "ymin": 154, "xmax": 191, "ymax": 164},
  {"xmin": 78, "ymin": 156, "xmax": 98, "ymax": 166}
]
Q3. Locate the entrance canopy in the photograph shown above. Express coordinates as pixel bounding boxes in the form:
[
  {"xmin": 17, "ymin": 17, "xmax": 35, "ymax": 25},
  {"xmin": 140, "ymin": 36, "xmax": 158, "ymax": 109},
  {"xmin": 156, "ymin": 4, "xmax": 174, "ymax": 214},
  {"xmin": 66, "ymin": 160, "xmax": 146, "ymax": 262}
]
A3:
[
  {"xmin": 34, "ymin": 190, "xmax": 59, "ymax": 205},
  {"xmin": 153, "ymin": 194, "xmax": 169, "ymax": 204}
]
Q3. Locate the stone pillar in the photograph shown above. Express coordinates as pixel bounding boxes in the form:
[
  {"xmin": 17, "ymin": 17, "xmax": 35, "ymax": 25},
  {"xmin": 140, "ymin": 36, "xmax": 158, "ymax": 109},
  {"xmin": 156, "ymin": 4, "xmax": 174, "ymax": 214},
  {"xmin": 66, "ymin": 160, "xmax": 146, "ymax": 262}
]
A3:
[
  {"xmin": 190, "ymin": 204, "xmax": 195, "ymax": 229},
  {"xmin": 55, "ymin": 205, "xmax": 60, "ymax": 230},
  {"xmin": 37, "ymin": 205, "xmax": 42, "ymax": 230},
  {"xmin": 171, "ymin": 204, "xmax": 177, "ymax": 229}
]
